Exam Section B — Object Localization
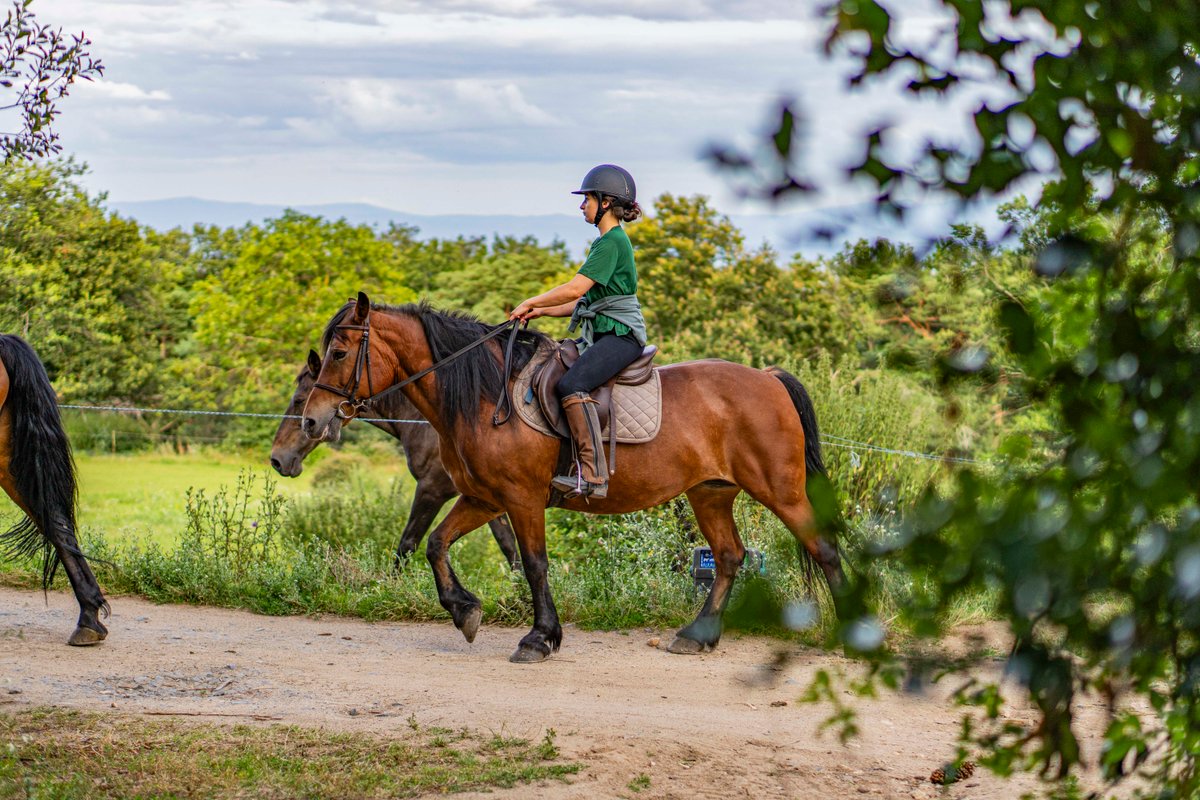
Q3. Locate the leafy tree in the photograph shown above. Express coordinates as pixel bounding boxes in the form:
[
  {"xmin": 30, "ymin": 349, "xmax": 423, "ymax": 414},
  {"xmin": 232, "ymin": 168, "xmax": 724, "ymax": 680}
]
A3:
[
  {"xmin": 633, "ymin": 193, "xmax": 743, "ymax": 349},
  {"xmin": 401, "ymin": 234, "xmax": 490, "ymax": 298},
  {"xmin": 825, "ymin": 227, "xmax": 1042, "ymax": 379},
  {"xmin": 778, "ymin": 253, "xmax": 866, "ymax": 361},
  {"xmin": 0, "ymin": 158, "xmax": 188, "ymax": 403},
  {"xmin": 426, "ymin": 235, "xmax": 575, "ymax": 327},
  {"xmin": 718, "ymin": 2, "xmax": 1200, "ymax": 796},
  {"xmin": 633, "ymin": 193, "xmax": 858, "ymax": 363},
  {"xmin": 179, "ymin": 211, "xmax": 415, "ymax": 414},
  {"xmin": 1, "ymin": 0, "xmax": 102, "ymax": 161}
]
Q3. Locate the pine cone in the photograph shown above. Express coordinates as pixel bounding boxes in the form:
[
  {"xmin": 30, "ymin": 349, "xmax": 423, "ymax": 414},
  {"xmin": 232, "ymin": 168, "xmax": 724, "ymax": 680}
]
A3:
[{"xmin": 929, "ymin": 760, "xmax": 976, "ymax": 785}]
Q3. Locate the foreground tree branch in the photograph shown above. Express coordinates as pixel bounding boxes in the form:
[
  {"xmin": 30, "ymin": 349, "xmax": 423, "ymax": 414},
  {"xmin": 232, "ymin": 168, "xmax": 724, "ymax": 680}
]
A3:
[{"xmin": 0, "ymin": 0, "xmax": 102, "ymax": 161}]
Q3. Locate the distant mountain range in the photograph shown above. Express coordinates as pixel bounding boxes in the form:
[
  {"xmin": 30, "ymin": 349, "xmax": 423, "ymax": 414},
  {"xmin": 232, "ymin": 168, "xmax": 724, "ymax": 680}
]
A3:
[{"xmin": 108, "ymin": 196, "xmax": 1005, "ymax": 259}]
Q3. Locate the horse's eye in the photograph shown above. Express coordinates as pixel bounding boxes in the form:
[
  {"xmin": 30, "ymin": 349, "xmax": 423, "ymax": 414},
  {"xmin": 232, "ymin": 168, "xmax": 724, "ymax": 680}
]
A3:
[{"xmin": 332, "ymin": 350, "xmax": 348, "ymax": 361}]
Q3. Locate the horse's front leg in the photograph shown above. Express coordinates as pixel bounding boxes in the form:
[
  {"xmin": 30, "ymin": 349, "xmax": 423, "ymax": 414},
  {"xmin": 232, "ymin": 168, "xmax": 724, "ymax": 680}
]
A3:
[
  {"xmin": 507, "ymin": 505, "xmax": 562, "ymax": 664},
  {"xmin": 394, "ymin": 477, "xmax": 453, "ymax": 569},
  {"xmin": 425, "ymin": 496, "xmax": 501, "ymax": 643}
]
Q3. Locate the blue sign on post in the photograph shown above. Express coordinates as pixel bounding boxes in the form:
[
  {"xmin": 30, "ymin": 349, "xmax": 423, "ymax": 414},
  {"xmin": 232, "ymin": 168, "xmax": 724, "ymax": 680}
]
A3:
[{"xmin": 689, "ymin": 547, "xmax": 766, "ymax": 593}]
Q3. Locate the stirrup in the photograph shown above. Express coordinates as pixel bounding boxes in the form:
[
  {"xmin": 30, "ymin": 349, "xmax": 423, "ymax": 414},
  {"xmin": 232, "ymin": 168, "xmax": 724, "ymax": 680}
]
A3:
[
  {"xmin": 551, "ymin": 472, "xmax": 582, "ymax": 496},
  {"xmin": 550, "ymin": 472, "xmax": 607, "ymax": 499}
]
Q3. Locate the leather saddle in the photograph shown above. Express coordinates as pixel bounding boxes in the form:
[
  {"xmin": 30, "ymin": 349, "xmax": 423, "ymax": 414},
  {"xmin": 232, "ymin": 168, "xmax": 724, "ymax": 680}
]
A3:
[{"xmin": 532, "ymin": 339, "xmax": 658, "ymax": 439}]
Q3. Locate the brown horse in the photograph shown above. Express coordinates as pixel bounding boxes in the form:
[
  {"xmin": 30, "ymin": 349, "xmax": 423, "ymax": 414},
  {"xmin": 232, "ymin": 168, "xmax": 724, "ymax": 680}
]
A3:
[
  {"xmin": 302, "ymin": 294, "xmax": 844, "ymax": 663},
  {"xmin": 270, "ymin": 349, "xmax": 520, "ymax": 569},
  {"xmin": 0, "ymin": 335, "xmax": 108, "ymax": 646}
]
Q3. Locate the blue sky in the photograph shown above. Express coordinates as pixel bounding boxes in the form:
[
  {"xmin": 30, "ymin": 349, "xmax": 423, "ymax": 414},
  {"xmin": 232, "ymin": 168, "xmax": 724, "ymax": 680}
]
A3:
[{"xmin": 41, "ymin": 0, "xmax": 1011, "ymax": 220}]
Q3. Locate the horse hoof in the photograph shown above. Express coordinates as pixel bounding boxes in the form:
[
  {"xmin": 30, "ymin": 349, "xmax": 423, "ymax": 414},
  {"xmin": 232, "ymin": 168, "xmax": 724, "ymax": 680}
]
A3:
[
  {"xmin": 460, "ymin": 606, "xmax": 482, "ymax": 643},
  {"xmin": 508, "ymin": 645, "xmax": 549, "ymax": 664},
  {"xmin": 68, "ymin": 626, "xmax": 106, "ymax": 647},
  {"xmin": 666, "ymin": 636, "xmax": 706, "ymax": 655}
]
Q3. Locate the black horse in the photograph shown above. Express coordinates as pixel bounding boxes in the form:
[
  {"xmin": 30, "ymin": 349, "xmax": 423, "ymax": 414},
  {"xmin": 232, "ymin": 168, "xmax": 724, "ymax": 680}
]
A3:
[
  {"xmin": 270, "ymin": 349, "xmax": 520, "ymax": 569},
  {"xmin": 0, "ymin": 335, "xmax": 108, "ymax": 645}
]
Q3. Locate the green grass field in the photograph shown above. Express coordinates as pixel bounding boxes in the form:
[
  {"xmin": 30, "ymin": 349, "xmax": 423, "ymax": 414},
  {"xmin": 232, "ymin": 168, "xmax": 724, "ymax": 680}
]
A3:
[
  {"xmin": 75, "ymin": 451, "xmax": 303, "ymax": 547},
  {"xmin": 0, "ymin": 447, "xmax": 413, "ymax": 549}
]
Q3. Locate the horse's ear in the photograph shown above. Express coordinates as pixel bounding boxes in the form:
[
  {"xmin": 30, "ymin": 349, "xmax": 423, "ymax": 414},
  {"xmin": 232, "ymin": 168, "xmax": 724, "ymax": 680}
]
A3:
[
  {"xmin": 307, "ymin": 349, "xmax": 321, "ymax": 376},
  {"xmin": 353, "ymin": 291, "xmax": 370, "ymax": 323}
]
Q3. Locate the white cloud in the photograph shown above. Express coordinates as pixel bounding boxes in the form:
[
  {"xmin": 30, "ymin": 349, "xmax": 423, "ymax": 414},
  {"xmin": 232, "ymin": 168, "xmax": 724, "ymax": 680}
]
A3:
[
  {"xmin": 42, "ymin": 0, "xmax": 820, "ymax": 53},
  {"xmin": 319, "ymin": 0, "xmax": 805, "ymax": 22},
  {"xmin": 79, "ymin": 81, "xmax": 171, "ymax": 102},
  {"xmin": 314, "ymin": 8, "xmax": 382, "ymax": 27},
  {"xmin": 452, "ymin": 80, "xmax": 561, "ymax": 127},
  {"xmin": 324, "ymin": 78, "xmax": 561, "ymax": 134},
  {"xmin": 38, "ymin": 0, "xmax": 1003, "ymax": 219}
]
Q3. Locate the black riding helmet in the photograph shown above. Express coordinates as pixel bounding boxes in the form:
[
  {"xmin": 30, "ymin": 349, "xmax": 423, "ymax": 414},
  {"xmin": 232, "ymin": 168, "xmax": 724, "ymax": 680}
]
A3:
[{"xmin": 572, "ymin": 164, "xmax": 636, "ymax": 205}]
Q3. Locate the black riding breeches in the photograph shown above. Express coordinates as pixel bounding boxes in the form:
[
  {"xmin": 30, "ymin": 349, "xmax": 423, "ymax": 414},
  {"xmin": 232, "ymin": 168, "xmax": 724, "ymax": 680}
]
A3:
[{"xmin": 555, "ymin": 332, "xmax": 643, "ymax": 398}]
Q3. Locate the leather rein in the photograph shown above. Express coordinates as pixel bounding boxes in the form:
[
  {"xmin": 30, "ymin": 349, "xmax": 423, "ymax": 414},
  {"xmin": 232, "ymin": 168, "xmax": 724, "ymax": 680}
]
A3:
[{"xmin": 314, "ymin": 312, "xmax": 524, "ymax": 423}]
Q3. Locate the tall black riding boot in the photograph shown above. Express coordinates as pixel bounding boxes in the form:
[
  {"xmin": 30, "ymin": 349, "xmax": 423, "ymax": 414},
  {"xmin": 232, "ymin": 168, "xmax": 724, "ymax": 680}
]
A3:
[{"xmin": 550, "ymin": 392, "xmax": 608, "ymax": 499}]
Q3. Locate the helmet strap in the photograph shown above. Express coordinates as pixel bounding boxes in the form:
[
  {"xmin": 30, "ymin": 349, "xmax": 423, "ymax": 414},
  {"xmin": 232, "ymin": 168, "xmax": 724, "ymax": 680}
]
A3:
[{"xmin": 592, "ymin": 193, "xmax": 610, "ymax": 228}]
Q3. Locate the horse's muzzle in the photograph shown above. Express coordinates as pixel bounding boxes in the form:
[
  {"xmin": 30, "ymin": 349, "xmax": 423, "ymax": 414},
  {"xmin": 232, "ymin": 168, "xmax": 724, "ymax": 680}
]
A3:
[
  {"xmin": 302, "ymin": 415, "xmax": 341, "ymax": 443},
  {"xmin": 270, "ymin": 452, "xmax": 303, "ymax": 478}
]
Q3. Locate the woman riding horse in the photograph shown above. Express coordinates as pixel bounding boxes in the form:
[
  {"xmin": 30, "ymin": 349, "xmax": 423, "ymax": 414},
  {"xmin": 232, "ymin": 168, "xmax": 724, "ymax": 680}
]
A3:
[
  {"xmin": 510, "ymin": 164, "xmax": 646, "ymax": 500},
  {"xmin": 302, "ymin": 291, "xmax": 844, "ymax": 663}
]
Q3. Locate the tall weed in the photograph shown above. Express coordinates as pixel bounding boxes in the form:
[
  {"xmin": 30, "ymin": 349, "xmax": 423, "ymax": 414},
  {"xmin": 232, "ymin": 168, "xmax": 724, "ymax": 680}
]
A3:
[
  {"xmin": 781, "ymin": 353, "xmax": 971, "ymax": 515},
  {"xmin": 183, "ymin": 470, "xmax": 285, "ymax": 578},
  {"xmin": 282, "ymin": 476, "xmax": 411, "ymax": 553}
]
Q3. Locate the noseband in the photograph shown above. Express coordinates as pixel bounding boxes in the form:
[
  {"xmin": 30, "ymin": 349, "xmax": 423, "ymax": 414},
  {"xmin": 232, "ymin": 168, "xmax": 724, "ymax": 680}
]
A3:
[
  {"xmin": 313, "ymin": 321, "xmax": 374, "ymax": 420},
  {"xmin": 313, "ymin": 311, "xmax": 522, "ymax": 422}
]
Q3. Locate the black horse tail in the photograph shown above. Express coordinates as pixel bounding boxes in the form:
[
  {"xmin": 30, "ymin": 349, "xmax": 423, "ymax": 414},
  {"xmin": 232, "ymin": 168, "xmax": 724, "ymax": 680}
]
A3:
[
  {"xmin": 0, "ymin": 334, "xmax": 80, "ymax": 590},
  {"xmin": 767, "ymin": 365, "xmax": 853, "ymax": 599},
  {"xmin": 766, "ymin": 365, "xmax": 847, "ymax": 533},
  {"xmin": 765, "ymin": 366, "xmax": 826, "ymax": 482}
]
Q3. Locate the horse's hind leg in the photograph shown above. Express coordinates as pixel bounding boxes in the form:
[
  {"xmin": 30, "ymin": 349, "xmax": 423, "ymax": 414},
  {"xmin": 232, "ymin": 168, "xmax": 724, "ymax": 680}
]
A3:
[
  {"xmin": 0, "ymin": 412, "xmax": 107, "ymax": 645},
  {"xmin": 486, "ymin": 514, "xmax": 520, "ymax": 571},
  {"xmin": 50, "ymin": 519, "xmax": 109, "ymax": 646},
  {"xmin": 667, "ymin": 485, "xmax": 745, "ymax": 655},
  {"xmin": 754, "ymin": 490, "xmax": 845, "ymax": 596}
]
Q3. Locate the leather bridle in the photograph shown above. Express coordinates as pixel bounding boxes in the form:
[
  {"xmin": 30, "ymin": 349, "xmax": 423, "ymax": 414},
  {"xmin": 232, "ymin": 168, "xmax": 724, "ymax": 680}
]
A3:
[
  {"xmin": 313, "ymin": 321, "xmax": 375, "ymax": 420},
  {"xmin": 313, "ymin": 310, "xmax": 522, "ymax": 422}
]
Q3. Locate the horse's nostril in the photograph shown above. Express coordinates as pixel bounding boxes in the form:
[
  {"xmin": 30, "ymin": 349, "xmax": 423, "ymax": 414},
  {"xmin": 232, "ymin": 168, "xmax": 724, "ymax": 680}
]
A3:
[
  {"xmin": 302, "ymin": 417, "xmax": 314, "ymax": 433},
  {"xmin": 270, "ymin": 457, "xmax": 282, "ymax": 472}
]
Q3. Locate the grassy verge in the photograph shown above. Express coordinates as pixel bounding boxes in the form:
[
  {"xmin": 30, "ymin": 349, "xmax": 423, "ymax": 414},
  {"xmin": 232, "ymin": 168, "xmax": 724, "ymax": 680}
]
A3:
[
  {"xmin": 69, "ymin": 448, "xmax": 414, "ymax": 549},
  {"xmin": 0, "ymin": 455, "xmax": 995, "ymax": 641},
  {"xmin": 0, "ymin": 707, "xmax": 579, "ymax": 799}
]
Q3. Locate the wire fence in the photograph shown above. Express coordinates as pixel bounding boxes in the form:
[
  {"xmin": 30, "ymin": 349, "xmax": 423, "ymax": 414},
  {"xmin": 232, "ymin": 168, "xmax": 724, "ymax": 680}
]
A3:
[{"xmin": 60, "ymin": 402, "xmax": 988, "ymax": 466}]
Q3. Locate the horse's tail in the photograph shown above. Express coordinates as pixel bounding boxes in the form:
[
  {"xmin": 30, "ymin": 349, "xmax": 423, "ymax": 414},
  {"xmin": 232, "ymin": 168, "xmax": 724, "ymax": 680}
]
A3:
[
  {"xmin": 0, "ymin": 334, "xmax": 79, "ymax": 589},
  {"xmin": 765, "ymin": 366, "xmax": 826, "ymax": 483}
]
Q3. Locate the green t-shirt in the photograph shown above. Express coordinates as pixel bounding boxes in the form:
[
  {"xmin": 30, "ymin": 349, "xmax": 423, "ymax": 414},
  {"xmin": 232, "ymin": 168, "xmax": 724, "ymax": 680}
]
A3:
[{"xmin": 577, "ymin": 226, "xmax": 638, "ymax": 337}]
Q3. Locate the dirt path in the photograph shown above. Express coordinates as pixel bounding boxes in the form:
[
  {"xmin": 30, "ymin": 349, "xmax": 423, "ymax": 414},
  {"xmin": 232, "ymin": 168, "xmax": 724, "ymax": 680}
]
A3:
[{"xmin": 2, "ymin": 587, "xmax": 1114, "ymax": 799}]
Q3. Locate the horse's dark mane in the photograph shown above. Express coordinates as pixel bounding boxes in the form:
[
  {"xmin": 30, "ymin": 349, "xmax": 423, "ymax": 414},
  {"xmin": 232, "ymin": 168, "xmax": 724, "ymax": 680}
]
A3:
[{"xmin": 322, "ymin": 299, "xmax": 551, "ymax": 429}]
